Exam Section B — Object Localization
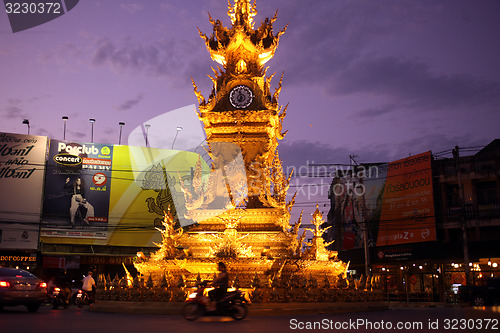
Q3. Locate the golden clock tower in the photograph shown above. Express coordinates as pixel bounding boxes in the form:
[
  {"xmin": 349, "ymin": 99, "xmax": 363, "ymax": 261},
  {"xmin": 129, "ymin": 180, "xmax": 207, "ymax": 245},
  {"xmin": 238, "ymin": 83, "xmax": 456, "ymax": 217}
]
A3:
[{"xmin": 135, "ymin": 1, "xmax": 347, "ymax": 287}]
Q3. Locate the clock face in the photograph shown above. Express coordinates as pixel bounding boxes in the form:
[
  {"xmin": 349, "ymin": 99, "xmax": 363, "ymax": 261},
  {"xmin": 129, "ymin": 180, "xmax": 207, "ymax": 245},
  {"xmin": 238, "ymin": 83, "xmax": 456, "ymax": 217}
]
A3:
[{"xmin": 229, "ymin": 85, "xmax": 254, "ymax": 109}]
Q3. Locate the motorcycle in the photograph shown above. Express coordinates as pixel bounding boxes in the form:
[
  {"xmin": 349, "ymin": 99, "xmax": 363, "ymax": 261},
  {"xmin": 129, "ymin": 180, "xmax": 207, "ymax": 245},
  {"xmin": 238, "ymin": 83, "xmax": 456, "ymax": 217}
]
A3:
[
  {"xmin": 75, "ymin": 289, "xmax": 92, "ymax": 308},
  {"xmin": 52, "ymin": 287, "xmax": 71, "ymax": 310},
  {"xmin": 182, "ymin": 280, "xmax": 248, "ymax": 321}
]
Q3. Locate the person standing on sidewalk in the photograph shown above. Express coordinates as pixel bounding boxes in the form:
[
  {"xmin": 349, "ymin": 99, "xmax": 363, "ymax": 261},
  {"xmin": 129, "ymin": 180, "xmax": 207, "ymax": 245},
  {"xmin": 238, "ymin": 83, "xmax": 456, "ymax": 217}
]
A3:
[{"xmin": 82, "ymin": 271, "xmax": 96, "ymax": 303}]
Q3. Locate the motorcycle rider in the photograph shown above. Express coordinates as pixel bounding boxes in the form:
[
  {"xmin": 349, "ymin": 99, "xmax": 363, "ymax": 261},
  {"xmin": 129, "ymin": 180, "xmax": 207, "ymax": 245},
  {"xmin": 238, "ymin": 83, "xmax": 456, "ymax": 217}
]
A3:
[
  {"xmin": 55, "ymin": 269, "xmax": 72, "ymax": 305},
  {"xmin": 81, "ymin": 271, "xmax": 96, "ymax": 304},
  {"xmin": 208, "ymin": 262, "xmax": 228, "ymax": 311}
]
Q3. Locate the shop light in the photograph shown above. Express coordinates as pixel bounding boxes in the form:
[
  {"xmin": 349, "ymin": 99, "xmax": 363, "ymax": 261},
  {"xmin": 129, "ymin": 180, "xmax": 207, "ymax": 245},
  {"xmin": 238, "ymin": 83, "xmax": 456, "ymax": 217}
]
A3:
[
  {"xmin": 419, "ymin": 266, "xmax": 423, "ymax": 270},
  {"xmin": 493, "ymin": 263, "xmax": 498, "ymax": 268}
]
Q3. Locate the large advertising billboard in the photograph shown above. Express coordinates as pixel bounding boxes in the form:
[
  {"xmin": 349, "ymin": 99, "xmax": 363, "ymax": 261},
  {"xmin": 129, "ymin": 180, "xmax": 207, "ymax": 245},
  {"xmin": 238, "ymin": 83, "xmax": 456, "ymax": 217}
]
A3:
[
  {"xmin": 41, "ymin": 140, "xmax": 113, "ymax": 239},
  {"xmin": 332, "ymin": 151, "xmax": 436, "ymax": 249},
  {"xmin": 105, "ymin": 145, "xmax": 202, "ymax": 247},
  {"xmin": 40, "ymin": 141, "xmax": 206, "ymax": 247},
  {"xmin": 376, "ymin": 151, "xmax": 436, "ymax": 246},
  {"xmin": 0, "ymin": 132, "xmax": 48, "ymax": 250}
]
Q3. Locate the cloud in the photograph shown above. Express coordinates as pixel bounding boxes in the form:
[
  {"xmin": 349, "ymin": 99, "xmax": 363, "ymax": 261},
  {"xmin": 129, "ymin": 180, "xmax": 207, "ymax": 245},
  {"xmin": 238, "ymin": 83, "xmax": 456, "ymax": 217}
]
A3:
[
  {"xmin": 271, "ymin": 0, "xmax": 440, "ymax": 88},
  {"xmin": 351, "ymin": 104, "xmax": 398, "ymax": 119},
  {"xmin": 120, "ymin": 3, "xmax": 144, "ymax": 14},
  {"xmin": 278, "ymin": 140, "xmax": 367, "ymax": 170},
  {"xmin": 4, "ymin": 105, "xmax": 25, "ymax": 119},
  {"xmin": 278, "ymin": 132, "xmax": 493, "ymax": 173},
  {"xmin": 332, "ymin": 57, "xmax": 500, "ymax": 110},
  {"xmin": 90, "ymin": 36, "xmax": 206, "ymax": 86},
  {"xmin": 116, "ymin": 93, "xmax": 144, "ymax": 111}
]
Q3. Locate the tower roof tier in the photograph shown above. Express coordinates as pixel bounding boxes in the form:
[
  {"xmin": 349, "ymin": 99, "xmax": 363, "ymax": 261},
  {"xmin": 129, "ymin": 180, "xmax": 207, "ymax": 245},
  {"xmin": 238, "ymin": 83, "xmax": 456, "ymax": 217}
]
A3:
[{"xmin": 199, "ymin": 0, "xmax": 287, "ymax": 72}]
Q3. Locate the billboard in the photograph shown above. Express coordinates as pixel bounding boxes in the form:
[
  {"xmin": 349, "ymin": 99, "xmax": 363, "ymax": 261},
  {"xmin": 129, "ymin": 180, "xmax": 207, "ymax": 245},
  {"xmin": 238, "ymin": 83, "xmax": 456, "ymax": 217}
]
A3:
[
  {"xmin": 0, "ymin": 132, "xmax": 48, "ymax": 250},
  {"xmin": 332, "ymin": 151, "xmax": 436, "ymax": 249},
  {"xmin": 105, "ymin": 145, "xmax": 203, "ymax": 247},
  {"xmin": 41, "ymin": 140, "xmax": 113, "ymax": 239},
  {"xmin": 40, "ymin": 142, "xmax": 207, "ymax": 247},
  {"xmin": 331, "ymin": 176, "xmax": 365, "ymax": 250},
  {"xmin": 376, "ymin": 151, "xmax": 436, "ymax": 246}
]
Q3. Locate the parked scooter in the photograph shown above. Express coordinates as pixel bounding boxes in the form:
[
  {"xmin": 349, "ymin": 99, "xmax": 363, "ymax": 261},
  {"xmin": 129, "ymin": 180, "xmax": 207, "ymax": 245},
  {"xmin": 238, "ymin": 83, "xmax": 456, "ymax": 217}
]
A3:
[
  {"xmin": 182, "ymin": 281, "xmax": 248, "ymax": 321},
  {"xmin": 52, "ymin": 286, "xmax": 71, "ymax": 310}
]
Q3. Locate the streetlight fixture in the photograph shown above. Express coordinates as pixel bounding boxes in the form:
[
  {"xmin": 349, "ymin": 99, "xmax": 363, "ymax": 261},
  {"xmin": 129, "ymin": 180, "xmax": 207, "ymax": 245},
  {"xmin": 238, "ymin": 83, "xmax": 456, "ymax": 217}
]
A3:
[
  {"xmin": 22, "ymin": 119, "xmax": 30, "ymax": 135},
  {"xmin": 118, "ymin": 122, "xmax": 125, "ymax": 145},
  {"xmin": 144, "ymin": 124, "xmax": 151, "ymax": 147},
  {"xmin": 172, "ymin": 126, "xmax": 183, "ymax": 149},
  {"xmin": 89, "ymin": 118, "xmax": 95, "ymax": 143},
  {"xmin": 62, "ymin": 116, "xmax": 68, "ymax": 140}
]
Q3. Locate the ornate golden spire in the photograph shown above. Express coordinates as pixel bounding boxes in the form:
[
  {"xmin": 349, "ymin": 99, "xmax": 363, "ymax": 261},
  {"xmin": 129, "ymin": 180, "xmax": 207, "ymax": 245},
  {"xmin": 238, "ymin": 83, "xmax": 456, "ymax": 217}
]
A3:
[
  {"xmin": 198, "ymin": 0, "xmax": 287, "ymax": 70},
  {"xmin": 227, "ymin": 0, "xmax": 257, "ymax": 28}
]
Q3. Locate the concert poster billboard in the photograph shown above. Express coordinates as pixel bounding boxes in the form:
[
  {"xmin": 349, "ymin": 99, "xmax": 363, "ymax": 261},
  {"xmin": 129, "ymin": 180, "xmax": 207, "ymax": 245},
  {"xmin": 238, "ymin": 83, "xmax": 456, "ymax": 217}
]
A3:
[
  {"xmin": 41, "ymin": 141, "xmax": 206, "ymax": 247},
  {"xmin": 41, "ymin": 140, "xmax": 113, "ymax": 239},
  {"xmin": 0, "ymin": 132, "xmax": 48, "ymax": 250}
]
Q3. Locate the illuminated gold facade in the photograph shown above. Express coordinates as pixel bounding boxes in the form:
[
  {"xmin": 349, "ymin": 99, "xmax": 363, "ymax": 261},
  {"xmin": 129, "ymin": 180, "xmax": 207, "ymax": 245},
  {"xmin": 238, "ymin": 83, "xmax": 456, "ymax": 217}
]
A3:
[{"xmin": 135, "ymin": 0, "xmax": 348, "ymax": 294}]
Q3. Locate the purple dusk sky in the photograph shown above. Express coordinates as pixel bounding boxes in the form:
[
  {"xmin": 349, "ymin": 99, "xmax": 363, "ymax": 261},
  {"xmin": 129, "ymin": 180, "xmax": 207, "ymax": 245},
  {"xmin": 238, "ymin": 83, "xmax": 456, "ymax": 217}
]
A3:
[{"xmin": 1, "ymin": 0, "xmax": 500, "ymax": 217}]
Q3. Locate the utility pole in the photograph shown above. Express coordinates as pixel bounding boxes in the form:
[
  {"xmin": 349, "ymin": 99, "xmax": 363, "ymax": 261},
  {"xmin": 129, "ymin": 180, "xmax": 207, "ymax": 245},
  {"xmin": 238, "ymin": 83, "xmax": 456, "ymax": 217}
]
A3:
[
  {"xmin": 453, "ymin": 145, "xmax": 471, "ymax": 285},
  {"xmin": 360, "ymin": 176, "xmax": 371, "ymax": 278},
  {"xmin": 349, "ymin": 155, "xmax": 371, "ymax": 277}
]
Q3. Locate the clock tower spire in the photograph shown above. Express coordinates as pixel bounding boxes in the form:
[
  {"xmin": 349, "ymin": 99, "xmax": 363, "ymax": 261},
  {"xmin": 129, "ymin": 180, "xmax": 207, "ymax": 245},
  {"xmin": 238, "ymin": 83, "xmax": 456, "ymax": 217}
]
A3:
[{"xmin": 193, "ymin": 0, "xmax": 291, "ymax": 211}]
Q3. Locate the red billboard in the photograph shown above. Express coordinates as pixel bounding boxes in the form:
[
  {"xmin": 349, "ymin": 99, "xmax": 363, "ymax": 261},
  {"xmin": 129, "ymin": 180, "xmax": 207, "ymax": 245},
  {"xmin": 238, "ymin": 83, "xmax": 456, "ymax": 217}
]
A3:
[{"xmin": 376, "ymin": 151, "xmax": 436, "ymax": 246}]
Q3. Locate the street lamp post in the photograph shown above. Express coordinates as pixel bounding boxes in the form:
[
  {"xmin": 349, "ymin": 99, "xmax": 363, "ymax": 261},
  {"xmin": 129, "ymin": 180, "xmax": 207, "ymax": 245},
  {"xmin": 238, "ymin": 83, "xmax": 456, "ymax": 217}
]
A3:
[
  {"xmin": 62, "ymin": 116, "xmax": 68, "ymax": 140},
  {"xmin": 172, "ymin": 126, "xmax": 183, "ymax": 149},
  {"xmin": 89, "ymin": 118, "xmax": 95, "ymax": 143},
  {"xmin": 22, "ymin": 119, "xmax": 30, "ymax": 135},
  {"xmin": 118, "ymin": 122, "xmax": 125, "ymax": 145},
  {"xmin": 145, "ymin": 124, "xmax": 151, "ymax": 147}
]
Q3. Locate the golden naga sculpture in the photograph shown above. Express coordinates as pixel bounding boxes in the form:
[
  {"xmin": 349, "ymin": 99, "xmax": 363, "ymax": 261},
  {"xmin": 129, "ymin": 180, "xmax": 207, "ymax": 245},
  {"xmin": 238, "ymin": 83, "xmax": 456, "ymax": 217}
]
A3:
[
  {"xmin": 150, "ymin": 208, "xmax": 184, "ymax": 261},
  {"xmin": 303, "ymin": 205, "xmax": 337, "ymax": 261}
]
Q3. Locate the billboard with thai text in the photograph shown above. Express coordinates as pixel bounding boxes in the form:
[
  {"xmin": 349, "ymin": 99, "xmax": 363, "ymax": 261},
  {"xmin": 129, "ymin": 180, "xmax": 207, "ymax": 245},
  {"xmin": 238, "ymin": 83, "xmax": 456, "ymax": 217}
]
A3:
[
  {"xmin": 376, "ymin": 151, "xmax": 436, "ymax": 246},
  {"xmin": 0, "ymin": 132, "xmax": 47, "ymax": 250}
]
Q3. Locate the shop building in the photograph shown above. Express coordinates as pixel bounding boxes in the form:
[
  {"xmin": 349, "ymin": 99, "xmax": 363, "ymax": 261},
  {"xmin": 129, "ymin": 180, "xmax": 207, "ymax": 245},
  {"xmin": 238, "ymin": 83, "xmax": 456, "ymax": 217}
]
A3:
[{"xmin": 326, "ymin": 140, "xmax": 500, "ymax": 302}]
